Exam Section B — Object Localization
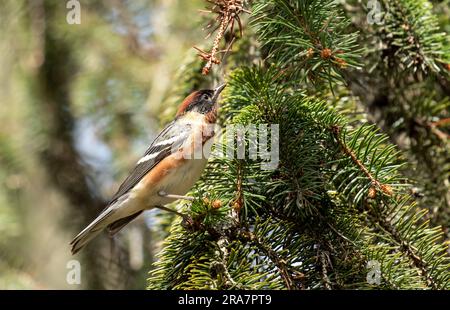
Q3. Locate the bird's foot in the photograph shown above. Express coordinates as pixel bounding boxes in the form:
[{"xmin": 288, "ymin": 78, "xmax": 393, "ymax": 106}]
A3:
[
  {"xmin": 154, "ymin": 205, "xmax": 195, "ymax": 230},
  {"xmin": 181, "ymin": 214, "xmax": 195, "ymax": 231},
  {"xmin": 155, "ymin": 192, "xmax": 196, "ymax": 230},
  {"xmin": 158, "ymin": 190, "xmax": 194, "ymax": 201},
  {"xmin": 153, "ymin": 205, "xmax": 185, "ymax": 217}
]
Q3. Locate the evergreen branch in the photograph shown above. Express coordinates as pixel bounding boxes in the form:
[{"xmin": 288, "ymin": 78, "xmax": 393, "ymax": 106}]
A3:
[
  {"xmin": 319, "ymin": 250, "xmax": 332, "ymax": 290},
  {"xmin": 149, "ymin": 0, "xmax": 450, "ymax": 286},
  {"xmin": 211, "ymin": 237, "xmax": 239, "ymax": 288},
  {"xmin": 350, "ymin": 0, "xmax": 450, "ymax": 76},
  {"xmin": 252, "ymin": 0, "xmax": 362, "ymax": 86},
  {"xmin": 237, "ymin": 230, "xmax": 296, "ymax": 289},
  {"xmin": 331, "ymin": 125, "xmax": 394, "ymax": 198},
  {"xmin": 220, "ymin": 66, "xmax": 450, "ymax": 289},
  {"xmin": 367, "ymin": 198, "xmax": 449, "ymax": 289},
  {"xmin": 371, "ymin": 211, "xmax": 437, "ymax": 288},
  {"xmin": 380, "ymin": 0, "xmax": 450, "ymax": 75}
]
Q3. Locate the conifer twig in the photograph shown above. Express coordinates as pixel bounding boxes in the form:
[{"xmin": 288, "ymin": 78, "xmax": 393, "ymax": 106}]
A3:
[
  {"xmin": 195, "ymin": 0, "xmax": 250, "ymax": 75},
  {"xmin": 368, "ymin": 204, "xmax": 439, "ymax": 289},
  {"xmin": 232, "ymin": 162, "xmax": 244, "ymax": 213},
  {"xmin": 238, "ymin": 230, "xmax": 296, "ymax": 289},
  {"xmin": 320, "ymin": 250, "xmax": 332, "ymax": 290},
  {"xmin": 331, "ymin": 126, "xmax": 393, "ymax": 197},
  {"xmin": 212, "ymin": 237, "xmax": 238, "ymax": 288}
]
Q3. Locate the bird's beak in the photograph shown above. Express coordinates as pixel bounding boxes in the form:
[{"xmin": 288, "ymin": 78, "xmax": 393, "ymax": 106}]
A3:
[{"xmin": 212, "ymin": 83, "xmax": 227, "ymax": 102}]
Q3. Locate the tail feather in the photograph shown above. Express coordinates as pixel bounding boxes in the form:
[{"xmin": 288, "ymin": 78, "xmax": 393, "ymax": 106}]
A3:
[
  {"xmin": 70, "ymin": 208, "xmax": 115, "ymax": 255},
  {"xmin": 107, "ymin": 210, "xmax": 143, "ymax": 236}
]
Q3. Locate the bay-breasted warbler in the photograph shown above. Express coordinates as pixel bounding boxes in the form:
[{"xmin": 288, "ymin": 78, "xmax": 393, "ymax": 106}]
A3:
[{"xmin": 70, "ymin": 84, "xmax": 226, "ymax": 254}]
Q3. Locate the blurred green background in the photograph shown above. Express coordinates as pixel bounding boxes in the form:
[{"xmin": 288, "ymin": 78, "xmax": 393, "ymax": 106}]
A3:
[{"xmin": 0, "ymin": 0, "xmax": 207, "ymax": 289}]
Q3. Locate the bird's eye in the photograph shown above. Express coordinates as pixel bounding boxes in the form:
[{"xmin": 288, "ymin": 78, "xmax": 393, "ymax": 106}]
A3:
[{"xmin": 201, "ymin": 93, "xmax": 211, "ymax": 101}]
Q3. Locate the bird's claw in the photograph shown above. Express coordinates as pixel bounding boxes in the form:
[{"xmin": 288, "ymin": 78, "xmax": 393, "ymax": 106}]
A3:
[{"xmin": 181, "ymin": 214, "xmax": 195, "ymax": 230}]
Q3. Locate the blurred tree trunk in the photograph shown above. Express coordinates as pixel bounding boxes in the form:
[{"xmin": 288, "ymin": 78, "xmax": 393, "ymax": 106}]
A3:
[{"xmin": 30, "ymin": 0, "xmax": 135, "ymax": 289}]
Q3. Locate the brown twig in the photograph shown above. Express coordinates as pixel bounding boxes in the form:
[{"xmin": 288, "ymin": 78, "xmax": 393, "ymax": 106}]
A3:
[
  {"xmin": 331, "ymin": 126, "xmax": 393, "ymax": 197},
  {"xmin": 319, "ymin": 250, "xmax": 332, "ymax": 290},
  {"xmin": 195, "ymin": 0, "xmax": 250, "ymax": 75},
  {"xmin": 431, "ymin": 117, "xmax": 450, "ymax": 128},
  {"xmin": 415, "ymin": 118, "xmax": 450, "ymax": 143},
  {"xmin": 429, "ymin": 118, "xmax": 450, "ymax": 141},
  {"xmin": 232, "ymin": 162, "xmax": 244, "ymax": 214}
]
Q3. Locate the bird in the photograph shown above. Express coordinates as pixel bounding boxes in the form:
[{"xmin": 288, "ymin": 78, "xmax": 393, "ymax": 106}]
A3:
[{"xmin": 70, "ymin": 84, "xmax": 226, "ymax": 254}]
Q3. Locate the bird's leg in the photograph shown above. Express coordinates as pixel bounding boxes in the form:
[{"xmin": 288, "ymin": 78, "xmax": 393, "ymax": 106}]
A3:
[
  {"xmin": 154, "ymin": 205, "xmax": 194, "ymax": 229},
  {"xmin": 153, "ymin": 205, "xmax": 185, "ymax": 218},
  {"xmin": 158, "ymin": 190, "xmax": 194, "ymax": 201},
  {"xmin": 157, "ymin": 191, "xmax": 196, "ymax": 228}
]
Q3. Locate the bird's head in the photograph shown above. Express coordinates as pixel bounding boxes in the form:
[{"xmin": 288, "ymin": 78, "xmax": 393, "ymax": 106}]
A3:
[{"xmin": 176, "ymin": 84, "xmax": 226, "ymax": 117}]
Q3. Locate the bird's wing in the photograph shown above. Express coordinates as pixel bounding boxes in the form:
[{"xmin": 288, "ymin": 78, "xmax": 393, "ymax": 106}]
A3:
[{"xmin": 108, "ymin": 119, "xmax": 192, "ymax": 205}]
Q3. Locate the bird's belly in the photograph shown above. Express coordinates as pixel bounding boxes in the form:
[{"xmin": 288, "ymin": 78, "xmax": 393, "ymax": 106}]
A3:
[{"xmin": 147, "ymin": 158, "xmax": 208, "ymax": 206}]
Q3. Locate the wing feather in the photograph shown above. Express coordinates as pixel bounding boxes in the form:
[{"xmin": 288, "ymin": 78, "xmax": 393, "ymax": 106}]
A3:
[{"xmin": 108, "ymin": 120, "xmax": 191, "ymax": 204}]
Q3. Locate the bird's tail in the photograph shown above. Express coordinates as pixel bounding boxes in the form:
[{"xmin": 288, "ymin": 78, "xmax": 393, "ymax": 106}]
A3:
[{"xmin": 70, "ymin": 208, "xmax": 115, "ymax": 255}]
